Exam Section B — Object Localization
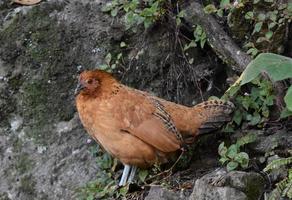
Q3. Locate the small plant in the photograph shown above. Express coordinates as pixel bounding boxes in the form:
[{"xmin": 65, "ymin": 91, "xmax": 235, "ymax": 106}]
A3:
[
  {"xmin": 223, "ymin": 77, "xmax": 275, "ymax": 133},
  {"xmin": 239, "ymin": 53, "xmax": 292, "ymax": 118},
  {"xmin": 264, "ymin": 157, "xmax": 292, "ymax": 200},
  {"xmin": 102, "ymin": 0, "xmax": 166, "ymax": 30},
  {"xmin": 77, "ymin": 147, "xmax": 128, "ymax": 199},
  {"xmin": 99, "ymin": 51, "xmax": 124, "ymax": 73},
  {"xmin": 183, "ymin": 25, "xmax": 207, "ymax": 52},
  {"xmin": 204, "ymin": 1, "xmax": 292, "ymax": 56},
  {"xmin": 204, "ymin": 0, "xmax": 241, "ymax": 18},
  {"xmin": 218, "ymin": 133, "xmax": 257, "ymax": 171},
  {"xmin": 223, "ymin": 53, "xmax": 292, "ymax": 132}
]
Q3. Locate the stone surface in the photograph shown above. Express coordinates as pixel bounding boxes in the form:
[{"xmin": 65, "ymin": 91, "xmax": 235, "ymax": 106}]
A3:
[
  {"xmin": 0, "ymin": 0, "xmax": 115, "ymax": 199},
  {"xmin": 0, "ymin": 0, "xmax": 230, "ymax": 198},
  {"xmin": 0, "ymin": 0, "xmax": 276, "ymax": 199},
  {"xmin": 189, "ymin": 169, "xmax": 265, "ymax": 200},
  {"xmin": 145, "ymin": 186, "xmax": 185, "ymax": 200}
]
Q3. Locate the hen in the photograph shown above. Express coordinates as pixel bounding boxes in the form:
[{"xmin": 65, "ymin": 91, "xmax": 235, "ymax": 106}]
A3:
[{"xmin": 75, "ymin": 69, "xmax": 234, "ymax": 186}]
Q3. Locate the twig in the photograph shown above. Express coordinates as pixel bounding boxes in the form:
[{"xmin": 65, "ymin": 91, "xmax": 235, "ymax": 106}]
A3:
[{"xmin": 145, "ymin": 151, "xmax": 184, "ymax": 183}]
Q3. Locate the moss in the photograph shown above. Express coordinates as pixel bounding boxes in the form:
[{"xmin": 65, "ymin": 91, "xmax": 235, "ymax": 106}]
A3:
[
  {"xmin": 8, "ymin": 74, "xmax": 24, "ymax": 91},
  {"xmin": 1, "ymin": 3, "xmax": 77, "ymax": 145},
  {"xmin": 15, "ymin": 153, "xmax": 35, "ymax": 174},
  {"xmin": 19, "ymin": 175, "xmax": 36, "ymax": 197},
  {"xmin": 11, "ymin": 137, "xmax": 23, "ymax": 152},
  {"xmin": 244, "ymin": 174, "xmax": 265, "ymax": 200},
  {"xmin": 21, "ymin": 81, "xmax": 52, "ymax": 144}
]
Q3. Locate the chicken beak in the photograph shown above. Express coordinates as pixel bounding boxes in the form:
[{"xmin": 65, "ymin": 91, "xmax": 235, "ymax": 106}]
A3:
[{"xmin": 74, "ymin": 82, "xmax": 85, "ymax": 96}]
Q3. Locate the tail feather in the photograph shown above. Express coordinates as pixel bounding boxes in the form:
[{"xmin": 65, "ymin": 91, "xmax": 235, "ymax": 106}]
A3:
[{"xmin": 195, "ymin": 100, "xmax": 234, "ymax": 135}]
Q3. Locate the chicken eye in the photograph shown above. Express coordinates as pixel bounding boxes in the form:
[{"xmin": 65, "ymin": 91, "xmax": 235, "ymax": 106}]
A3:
[{"xmin": 87, "ymin": 79, "xmax": 93, "ymax": 84}]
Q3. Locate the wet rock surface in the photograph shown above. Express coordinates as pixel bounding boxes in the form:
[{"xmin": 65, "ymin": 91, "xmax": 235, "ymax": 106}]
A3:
[
  {"xmin": 0, "ymin": 0, "xmax": 114, "ymax": 199},
  {"xmin": 0, "ymin": 0, "xmax": 229, "ymax": 198},
  {"xmin": 189, "ymin": 169, "xmax": 265, "ymax": 200},
  {"xmin": 144, "ymin": 186, "xmax": 185, "ymax": 200}
]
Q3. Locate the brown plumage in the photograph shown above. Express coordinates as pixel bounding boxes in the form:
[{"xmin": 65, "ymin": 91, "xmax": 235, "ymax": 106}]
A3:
[{"xmin": 75, "ymin": 69, "xmax": 234, "ymax": 185}]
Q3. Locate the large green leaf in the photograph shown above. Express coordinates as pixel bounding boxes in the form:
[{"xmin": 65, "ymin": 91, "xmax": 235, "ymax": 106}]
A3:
[
  {"xmin": 240, "ymin": 53, "xmax": 292, "ymax": 85},
  {"xmin": 284, "ymin": 86, "xmax": 292, "ymax": 111}
]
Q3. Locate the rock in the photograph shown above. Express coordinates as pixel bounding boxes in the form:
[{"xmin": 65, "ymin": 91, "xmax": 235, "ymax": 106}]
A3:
[
  {"xmin": 0, "ymin": 0, "xmax": 232, "ymax": 199},
  {"xmin": 189, "ymin": 169, "xmax": 265, "ymax": 200},
  {"xmin": 0, "ymin": 0, "xmax": 114, "ymax": 199},
  {"xmin": 250, "ymin": 130, "xmax": 292, "ymax": 154},
  {"xmin": 145, "ymin": 186, "xmax": 185, "ymax": 200}
]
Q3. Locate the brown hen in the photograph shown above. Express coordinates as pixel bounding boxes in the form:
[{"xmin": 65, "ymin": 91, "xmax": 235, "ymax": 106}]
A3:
[{"xmin": 75, "ymin": 69, "xmax": 234, "ymax": 186}]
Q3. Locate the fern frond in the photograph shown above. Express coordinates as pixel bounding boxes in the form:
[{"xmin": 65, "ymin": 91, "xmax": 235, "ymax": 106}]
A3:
[
  {"xmin": 268, "ymin": 187, "xmax": 281, "ymax": 200},
  {"xmin": 264, "ymin": 157, "xmax": 292, "ymax": 172},
  {"xmin": 282, "ymin": 179, "xmax": 292, "ymax": 198},
  {"xmin": 288, "ymin": 168, "xmax": 292, "ymax": 180},
  {"xmin": 268, "ymin": 178, "xmax": 289, "ymax": 200},
  {"xmin": 236, "ymin": 132, "xmax": 257, "ymax": 147}
]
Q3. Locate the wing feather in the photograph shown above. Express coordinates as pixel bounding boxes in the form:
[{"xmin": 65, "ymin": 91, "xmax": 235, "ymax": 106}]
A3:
[{"xmin": 115, "ymin": 87, "xmax": 181, "ymax": 153}]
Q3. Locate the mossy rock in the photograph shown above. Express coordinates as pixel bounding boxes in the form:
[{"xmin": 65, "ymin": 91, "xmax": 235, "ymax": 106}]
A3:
[{"xmin": 19, "ymin": 174, "xmax": 36, "ymax": 197}]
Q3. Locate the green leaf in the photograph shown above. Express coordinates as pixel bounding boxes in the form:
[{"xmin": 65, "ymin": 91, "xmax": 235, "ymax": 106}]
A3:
[
  {"xmin": 240, "ymin": 158, "xmax": 249, "ymax": 168},
  {"xmin": 280, "ymin": 107, "xmax": 292, "ymax": 118},
  {"xmin": 138, "ymin": 170, "xmax": 148, "ymax": 183},
  {"xmin": 204, "ymin": 4, "xmax": 217, "ymax": 14},
  {"xmin": 268, "ymin": 12, "xmax": 277, "ymax": 22},
  {"xmin": 227, "ymin": 144, "xmax": 238, "ymax": 159},
  {"xmin": 257, "ymin": 13, "xmax": 266, "ymax": 21},
  {"xmin": 240, "ymin": 53, "xmax": 292, "ymax": 85},
  {"xmin": 253, "ymin": 0, "xmax": 260, "ymax": 4},
  {"xmin": 249, "ymin": 111, "xmax": 261, "ymax": 125},
  {"xmin": 189, "ymin": 58, "xmax": 194, "ymax": 64},
  {"xmin": 247, "ymin": 48, "xmax": 259, "ymax": 57},
  {"xmin": 120, "ymin": 42, "xmax": 127, "ymax": 48},
  {"xmin": 219, "ymin": 157, "xmax": 229, "ymax": 164},
  {"xmin": 256, "ymin": 36, "xmax": 267, "ymax": 43},
  {"xmin": 217, "ymin": 9, "xmax": 224, "ymax": 17},
  {"xmin": 222, "ymin": 123, "xmax": 234, "ymax": 132},
  {"xmin": 117, "ymin": 53, "xmax": 122, "ymax": 60},
  {"xmin": 227, "ymin": 161, "xmax": 239, "ymax": 171},
  {"xmin": 86, "ymin": 194, "xmax": 94, "ymax": 200},
  {"xmin": 177, "ymin": 10, "xmax": 186, "ymax": 18},
  {"xmin": 111, "ymin": 7, "xmax": 118, "ymax": 17},
  {"xmin": 176, "ymin": 18, "xmax": 181, "ymax": 26},
  {"xmin": 184, "ymin": 40, "xmax": 196, "ymax": 51},
  {"xmin": 118, "ymin": 185, "xmax": 129, "ymax": 197},
  {"xmin": 194, "ymin": 25, "xmax": 203, "ymax": 37},
  {"xmin": 220, "ymin": 0, "xmax": 230, "ymax": 9},
  {"xmin": 245, "ymin": 11, "xmax": 254, "ymax": 20},
  {"xmin": 99, "ymin": 64, "xmax": 109, "ymax": 70},
  {"xmin": 268, "ymin": 22, "xmax": 277, "ymax": 29},
  {"xmin": 265, "ymin": 31, "xmax": 273, "ymax": 40},
  {"xmin": 105, "ymin": 53, "xmax": 112, "ymax": 65},
  {"xmin": 284, "ymin": 86, "xmax": 292, "ymax": 111},
  {"xmin": 143, "ymin": 18, "xmax": 153, "ymax": 29},
  {"xmin": 253, "ymin": 22, "xmax": 263, "ymax": 34},
  {"xmin": 233, "ymin": 110, "xmax": 243, "ymax": 125},
  {"xmin": 223, "ymin": 82, "xmax": 241, "ymax": 98},
  {"xmin": 200, "ymin": 35, "xmax": 207, "ymax": 48},
  {"xmin": 218, "ymin": 142, "xmax": 227, "ymax": 156},
  {"xmin": 110, "ymin": 64, "xmax": 116, "ymax": 69},
  {"xmin": 234, "ymin": 152, "xmax": 249, "ymax": 165},
  {"xmin": 102, "ymin": 2, "xmax": 114, "ymax": 12}
]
